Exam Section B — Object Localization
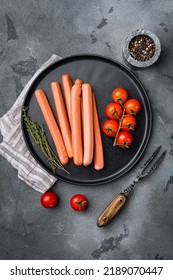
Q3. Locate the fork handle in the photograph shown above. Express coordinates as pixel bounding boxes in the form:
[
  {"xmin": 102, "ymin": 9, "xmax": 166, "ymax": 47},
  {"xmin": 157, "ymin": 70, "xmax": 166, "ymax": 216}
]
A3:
[{"xmin": 97, "ymin": 193, "xmax": 126, "ymax": 227}]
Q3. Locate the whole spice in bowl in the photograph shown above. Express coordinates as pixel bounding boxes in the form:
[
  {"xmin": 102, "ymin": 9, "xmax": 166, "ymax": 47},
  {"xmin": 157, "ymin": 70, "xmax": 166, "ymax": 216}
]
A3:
[
  {"xmin": 129, "ymin": 35, "xmax": 155, "ymax": 61},
  {"xmin": 123, "ymin": 29, "xmax": 161, "ymax": 68}
]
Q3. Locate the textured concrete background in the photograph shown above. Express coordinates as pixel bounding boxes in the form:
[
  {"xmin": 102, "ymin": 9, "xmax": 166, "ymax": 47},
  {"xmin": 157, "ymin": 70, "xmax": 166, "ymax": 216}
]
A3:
[{"xmin": 0, "ymin": 0, "xmax": 173, "ymax": 260}]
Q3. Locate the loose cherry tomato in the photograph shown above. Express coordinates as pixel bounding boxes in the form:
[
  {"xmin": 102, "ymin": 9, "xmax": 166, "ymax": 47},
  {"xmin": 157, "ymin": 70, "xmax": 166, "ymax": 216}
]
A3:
[
  {"xmin": 112, "ymin": 88, "xmax": 128, "ymax": 104},
  {"xmin": 121, "ymin": 115, "xmax": 136, "ymax": 131},
  {"xmin": 70, "ymin": 194, "xmax": 88, "ymax": 211},
  {"xmin": 41, "ymin": 192, "xmax": 59, "ymax": 208},
  {"xmin": 116, "ymin": 131, "xmax": 133, "ymax": 149},
  {"xmin": 124, "ymin": 99, "xmax": 141, "ymax": 115},
  {"xmin": 105, "ymin": 103, "xmax": 123, "ymax": 120},
  {"xmin": 102, "ymin": 120, "xmax": 119, "ymax": 137}
]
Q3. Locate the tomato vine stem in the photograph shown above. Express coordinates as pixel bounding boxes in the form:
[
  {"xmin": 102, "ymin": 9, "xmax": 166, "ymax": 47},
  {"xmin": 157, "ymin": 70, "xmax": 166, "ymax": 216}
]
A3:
[{"xmin": 113, "ymin": 106, "xmax": 125, "ymax": 146}]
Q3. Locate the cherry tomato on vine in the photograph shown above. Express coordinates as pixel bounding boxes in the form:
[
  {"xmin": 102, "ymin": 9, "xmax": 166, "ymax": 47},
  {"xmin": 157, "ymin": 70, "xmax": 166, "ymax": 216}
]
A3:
[
  {"xmin": 41, "ymin": 192, "xmax": 59, "ymax": 208},
  {"xmin": 112, "ymin": 88, "xmax": 128, "ymax": 104},
  {"xmin": 121, "ymin": 115, "xmax": 136, "ymax": 131},
  {"xmin": 70, "ymin": 194, "xmax": 88, "ymax": 211},
  {"xmin": 102, "ymin": 120, "xmax": 119, "ymax": 137},
  {"xmin": 116, "ymin": 131, "xmax": 133, "ymax": 149},
  {"xmin": 105, "ymin": 103, "xmax": 123, "ymax": 120},
  {"xmin": 124, "ymin": 99, "xmax": 141, "ymax": 115}
]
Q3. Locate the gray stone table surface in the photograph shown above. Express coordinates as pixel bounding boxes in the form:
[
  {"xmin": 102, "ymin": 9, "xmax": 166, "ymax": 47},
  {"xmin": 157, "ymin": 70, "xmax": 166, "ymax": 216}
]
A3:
[{"xmin": 0, "ymin": 0, "xmax": 173, "ymax": 260}]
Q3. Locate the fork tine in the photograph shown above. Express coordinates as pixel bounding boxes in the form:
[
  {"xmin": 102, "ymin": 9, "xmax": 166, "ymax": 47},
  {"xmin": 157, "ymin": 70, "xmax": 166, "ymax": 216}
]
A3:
[
  {"xmin": 140, "ymin": 146, "xmax": 162, "ymax": 173},
  {"xmin": 143, "ymin": 150, "xmax": 166, "ymax": 178}
]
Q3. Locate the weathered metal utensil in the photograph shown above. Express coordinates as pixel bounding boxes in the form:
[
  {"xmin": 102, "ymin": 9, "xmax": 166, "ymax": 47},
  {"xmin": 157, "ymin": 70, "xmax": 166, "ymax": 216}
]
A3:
[{"xmin": 97, "ymin": 146, "xmax": 166, "ymax": 227}]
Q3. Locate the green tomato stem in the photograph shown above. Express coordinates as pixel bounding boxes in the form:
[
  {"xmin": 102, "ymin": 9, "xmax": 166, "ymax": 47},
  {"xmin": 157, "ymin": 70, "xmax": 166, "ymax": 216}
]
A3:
[{"xmin": 113, "ymin": 107, "xmax": 125, "ymax": 146}]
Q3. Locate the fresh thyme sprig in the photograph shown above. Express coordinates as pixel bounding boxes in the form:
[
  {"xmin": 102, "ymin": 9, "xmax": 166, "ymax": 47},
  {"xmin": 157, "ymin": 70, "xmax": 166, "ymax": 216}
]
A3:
[{"xmin": 22, "ymin": 107, "xmax": 69, "ymax": 174}]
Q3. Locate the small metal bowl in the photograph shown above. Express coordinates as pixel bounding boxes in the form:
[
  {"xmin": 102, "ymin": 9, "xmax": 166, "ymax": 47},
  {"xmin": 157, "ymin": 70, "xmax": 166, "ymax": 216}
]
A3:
[{"xmin": 123, "ymin": 29, "xmax": 161, "ymax": 68}]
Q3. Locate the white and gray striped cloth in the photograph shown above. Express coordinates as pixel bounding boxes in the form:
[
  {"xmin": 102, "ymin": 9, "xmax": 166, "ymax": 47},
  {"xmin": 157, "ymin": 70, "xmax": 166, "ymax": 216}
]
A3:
[{"xmin": 0, "ymin": 54, "xmax": 62, "ymax": 193}]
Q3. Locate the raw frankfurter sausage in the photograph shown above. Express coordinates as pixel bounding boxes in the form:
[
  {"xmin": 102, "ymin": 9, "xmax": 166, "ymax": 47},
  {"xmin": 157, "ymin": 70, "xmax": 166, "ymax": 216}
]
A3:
[
  {"xmin": 93, "ymin": 92, "xmax": 104, "ymax": 170},
  {"xmin": 51, "ymin": 81, "xmax": 73, "ymax": 158},
  {"xmin": 75, "ymin": 79, "xmax": 84, "ymax": 136},
  {"xmin": 62, "ymin": 74, "xmax": 73, "ymax": 127},
  {"xmin": 75, "ymin": 79, "xmax": 84, "ymax": 143},
  {"xmin": 82, "ymin": 84, "xmax": 94, "ymax": 166},
  {"xmin": 75, "ymin": 79, "xmax": 83, "ymax": 86},
  {"xmin": 71, "ymin": 84, "xmax": 83, "ymax": 166},
  {"xmin": 35, "ymin": 89, "xmax": 68, "ymax": 166}
]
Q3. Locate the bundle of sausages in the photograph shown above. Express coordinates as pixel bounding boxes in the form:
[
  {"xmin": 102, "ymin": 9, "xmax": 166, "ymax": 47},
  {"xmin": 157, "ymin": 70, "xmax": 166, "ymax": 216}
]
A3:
[{"xmin": 35, "ymin": 74, "xmax": 104, "ymax": 171}]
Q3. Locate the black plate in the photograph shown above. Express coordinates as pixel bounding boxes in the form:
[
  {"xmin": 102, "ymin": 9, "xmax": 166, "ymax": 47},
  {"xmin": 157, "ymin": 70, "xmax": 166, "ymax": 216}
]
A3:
[{"xmin": 21, "ymin": 54, "xmax": 152, "ymax": 185}]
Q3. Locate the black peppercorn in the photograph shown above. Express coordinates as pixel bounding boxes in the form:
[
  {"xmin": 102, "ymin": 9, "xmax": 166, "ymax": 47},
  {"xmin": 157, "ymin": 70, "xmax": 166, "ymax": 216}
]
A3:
[{"xmin": 129, "ymin": 35, "xmax": 155, "ymax": 61}]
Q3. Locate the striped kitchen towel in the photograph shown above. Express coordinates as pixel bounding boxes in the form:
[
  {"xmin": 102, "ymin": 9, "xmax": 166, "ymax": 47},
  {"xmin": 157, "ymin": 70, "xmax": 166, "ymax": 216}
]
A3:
[{"xmin": 0, "ymin": 54, "xmax": 62, "ymax": 193}]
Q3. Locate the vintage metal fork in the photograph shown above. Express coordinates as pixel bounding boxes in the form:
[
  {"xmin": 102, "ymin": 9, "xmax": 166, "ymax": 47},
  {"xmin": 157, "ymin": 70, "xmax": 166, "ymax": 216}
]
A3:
[{"xmin": 97, "ymin": 146, "xmax": 166, "ymax": 227}]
